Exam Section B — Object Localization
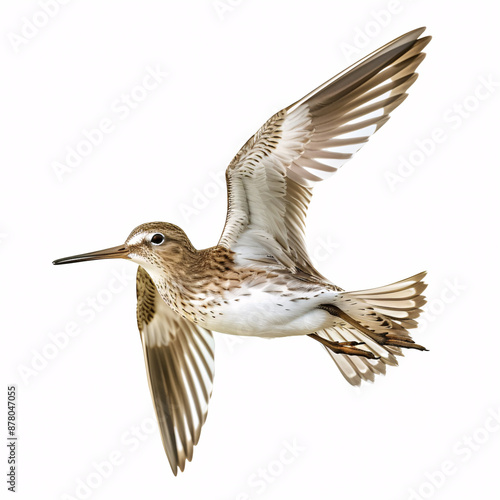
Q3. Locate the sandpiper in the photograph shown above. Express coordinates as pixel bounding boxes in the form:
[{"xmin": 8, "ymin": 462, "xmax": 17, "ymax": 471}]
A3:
[{"xmin": 54, "ymin": 28, "xmax": 430, "ymax": 475}]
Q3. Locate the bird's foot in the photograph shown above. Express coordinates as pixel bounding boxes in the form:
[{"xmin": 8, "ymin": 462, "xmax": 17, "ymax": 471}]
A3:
[
  {"xmin": 379, "ymin": 334, "xmax": 428, "ymax": 351},
  {"xmin": 308, "ymin": 334, "xmax": 378, "ymax": 359}
]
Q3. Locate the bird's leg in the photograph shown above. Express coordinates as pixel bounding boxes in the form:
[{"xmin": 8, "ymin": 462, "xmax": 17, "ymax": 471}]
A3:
[
  {"xmin": 319, "ymin": 304, "xmax": 428, "ymax": 351},
  {"xmin": 308, "ymin": 333, "xmax": 378, "ymax": 359}
]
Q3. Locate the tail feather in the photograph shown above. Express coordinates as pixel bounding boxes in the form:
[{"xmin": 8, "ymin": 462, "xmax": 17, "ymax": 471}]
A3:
[
  {"xmin": 330, "ymin": 351, "xmax": 382, "ymax": 385},
  {"xmin": 318, "ymin": 326, "xmax": 389, "ymax": 385},
  {"xmin": 348, "ymin": 271, "xmax": 427, "ymax": 327},
  {"xmin": 318, "ymin": 272, "xmax": 427, "ymax": 386}
]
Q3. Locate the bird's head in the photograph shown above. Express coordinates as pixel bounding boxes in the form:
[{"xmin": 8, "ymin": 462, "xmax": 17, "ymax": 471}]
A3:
[{"xmin": 53, "ymin": 222, "xmax": 196, "ymax": 277}]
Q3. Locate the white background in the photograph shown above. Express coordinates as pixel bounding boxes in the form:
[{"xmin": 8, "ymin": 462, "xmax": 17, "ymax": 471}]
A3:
[{"xmin": 2, "ymin": 1, "xmax": 500, "ymax": 499}]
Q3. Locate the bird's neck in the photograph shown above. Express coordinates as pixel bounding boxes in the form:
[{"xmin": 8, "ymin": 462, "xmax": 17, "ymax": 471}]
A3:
[{"xmin": 150, "ymin": 245, "xmax": 238, "ymax": 309}]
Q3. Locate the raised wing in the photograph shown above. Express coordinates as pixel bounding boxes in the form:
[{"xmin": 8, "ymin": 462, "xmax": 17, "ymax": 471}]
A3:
[
  {"xmin": 136, "ymin": 267, "xmax": 215, "ymax": 475},
  {"xmin": 219, "ymin": 28, "xmax": 430, "ymax": 275}
]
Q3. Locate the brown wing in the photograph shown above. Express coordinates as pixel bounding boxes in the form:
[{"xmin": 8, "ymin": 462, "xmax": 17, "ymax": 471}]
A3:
[
  {"xmin": 219, "ymin": 28, "xmax": 430, "ymax": 275},
  {"xmin": 136, "ymin": 267, "xmax": 215, "ymax": 475}
]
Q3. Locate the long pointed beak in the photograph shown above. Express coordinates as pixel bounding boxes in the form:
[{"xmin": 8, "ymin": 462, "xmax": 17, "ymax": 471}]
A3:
[{"xmin": 52, "ymin": 245, "xmax": 130, "ymax": 265}]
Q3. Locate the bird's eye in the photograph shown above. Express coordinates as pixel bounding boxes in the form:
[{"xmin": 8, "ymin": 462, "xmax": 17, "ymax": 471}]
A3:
[{"xmin": 151, "ymin": 233, "xmax": 165, "ymax": 245}]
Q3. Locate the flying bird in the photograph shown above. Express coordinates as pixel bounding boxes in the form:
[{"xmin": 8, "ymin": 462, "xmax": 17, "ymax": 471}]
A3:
[{"xmin": 54, "ymin": 28, "xmax": 430, "ymax": 475}]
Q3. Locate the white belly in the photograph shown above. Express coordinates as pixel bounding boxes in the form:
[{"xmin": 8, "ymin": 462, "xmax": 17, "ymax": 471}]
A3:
[{"xmin": 190, "ymin": 286, "xmax": 336, "ymax": 338}]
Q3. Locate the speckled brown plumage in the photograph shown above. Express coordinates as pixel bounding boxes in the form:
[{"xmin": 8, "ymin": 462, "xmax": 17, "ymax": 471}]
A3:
[{"xmin": 53, "ymin": 28, "xmax": 431, "ymax": 476}]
